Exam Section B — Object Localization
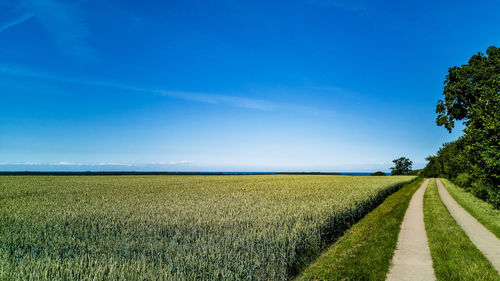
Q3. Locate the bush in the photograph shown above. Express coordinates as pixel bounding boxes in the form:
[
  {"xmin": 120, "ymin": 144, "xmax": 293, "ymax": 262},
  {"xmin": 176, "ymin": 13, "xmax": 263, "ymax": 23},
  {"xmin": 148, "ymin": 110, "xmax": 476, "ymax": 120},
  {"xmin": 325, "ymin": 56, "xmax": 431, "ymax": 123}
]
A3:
[
  {"xmin": 470, "ymin": 181, "xmax": 490, "ymax": 201},
  {"xmin": 408, "ymin": 169, "xmax": 422, "ymax": 176},
  {"xmin": 371, "ymin": 171, "xmax": 387, "ymax": 176},
  {"xmin": 454, "ymin": 173, "xmax": 472, "ymax": 188}
]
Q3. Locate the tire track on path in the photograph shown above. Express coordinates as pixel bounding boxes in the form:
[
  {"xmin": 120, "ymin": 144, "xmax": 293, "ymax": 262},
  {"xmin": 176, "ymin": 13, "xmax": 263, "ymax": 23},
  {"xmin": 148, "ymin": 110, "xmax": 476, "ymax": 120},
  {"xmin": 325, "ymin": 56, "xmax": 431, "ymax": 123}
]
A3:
[
  {"xmin": 436, "ymin": 178, "xmax": 500, "ymax": 274},
  {"xmin": 386, "ymin": 179, "xmax": 435, "ymax": 281}
]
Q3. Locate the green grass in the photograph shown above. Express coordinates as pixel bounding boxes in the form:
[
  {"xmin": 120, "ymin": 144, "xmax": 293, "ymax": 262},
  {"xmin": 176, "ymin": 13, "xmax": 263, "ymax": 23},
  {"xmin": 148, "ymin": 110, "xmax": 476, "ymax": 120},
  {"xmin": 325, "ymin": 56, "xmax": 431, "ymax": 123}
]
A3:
[
  {"xmin": 0, "ymin": 175, "xmax": 415, "ymax": 281},
  {"xmin": 441, "ymin": 178, "xmax": 500, "ymax": 239},
  {"xmin": 424, "ymin": 179, "xmax": 500, "ymax": 281},
  {"xmin": 296, "ymin": 178, "xmax": 424, "ymax": 281}
]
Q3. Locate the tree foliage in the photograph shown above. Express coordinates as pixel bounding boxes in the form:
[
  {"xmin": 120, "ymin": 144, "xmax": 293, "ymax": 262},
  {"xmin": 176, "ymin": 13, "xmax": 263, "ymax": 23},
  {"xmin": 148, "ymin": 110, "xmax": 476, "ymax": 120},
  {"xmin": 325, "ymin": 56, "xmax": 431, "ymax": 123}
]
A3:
[
  {"xmin": 422, "ymin": 139, "xmax": 469, "ymax": 178},
  {"xmin": 427, "ymin": 46, "xmax": 499, "ymax": 207},
  {"xmin": 390, "ymin": 157, "xmax": 413, "ymax": 175},
  {"xmin": 407, "ymin": 169, "xmax": 422, "ymax": 176}
]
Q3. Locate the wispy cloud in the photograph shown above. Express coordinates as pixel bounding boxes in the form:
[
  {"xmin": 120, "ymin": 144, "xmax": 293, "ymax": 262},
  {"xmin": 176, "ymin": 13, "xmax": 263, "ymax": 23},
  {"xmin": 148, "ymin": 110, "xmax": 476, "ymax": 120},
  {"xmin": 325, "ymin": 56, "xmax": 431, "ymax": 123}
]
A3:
[
  {"xmin": 150, "ymin": 160, "xmax": 194, "ymax": 165},
  {"xmin": 0, "ymin": 161, "xmax": 41, "ymax": 165},
  {"xmin": 0, "ymin": 12, "xmax": 34, "ymax": 32},
  {"xmin": 0, "ymin": 64, "xmax": 337, "ymax": 114},
  {"xmin": 51, "ymin": 162, "xmax": 74, "ymax": 166},
  {"xmin": 3, "ymin": 0, "xmax": 96, "ymax": 59},
  {"xmin": 0, "ymin": 161, "xmax": 134, "ymax": 167},
  {"xmin": 0, "ymin": 65, "xmax": 285, "ymax": 111},
  {"xmin": 159, "ymin": 91, "xmax": 275, "ymax": 111},
  {"xmin": 0, "ymin": 161, "xmax": 194, "ymax": 166},
  {"xmin": 31, "ymin": 0, "xmax": 96, "ymax": 59}
]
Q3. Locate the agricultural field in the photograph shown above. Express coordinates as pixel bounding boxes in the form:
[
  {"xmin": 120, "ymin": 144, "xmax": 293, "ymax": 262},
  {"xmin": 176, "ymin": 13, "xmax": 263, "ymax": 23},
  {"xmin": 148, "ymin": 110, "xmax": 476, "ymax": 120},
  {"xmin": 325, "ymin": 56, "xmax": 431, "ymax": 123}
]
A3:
[{"xmin": 0, "ymin": 175, "xmax": 414, "ymax": 280}]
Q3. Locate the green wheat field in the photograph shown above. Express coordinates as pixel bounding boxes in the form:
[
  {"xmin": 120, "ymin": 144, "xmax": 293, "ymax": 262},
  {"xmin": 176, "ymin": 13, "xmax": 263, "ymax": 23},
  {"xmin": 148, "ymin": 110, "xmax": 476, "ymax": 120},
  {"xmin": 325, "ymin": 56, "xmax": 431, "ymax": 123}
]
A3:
[{"xmin": 0, "ymin": 175, "xmax": 415, "ymax": 280}]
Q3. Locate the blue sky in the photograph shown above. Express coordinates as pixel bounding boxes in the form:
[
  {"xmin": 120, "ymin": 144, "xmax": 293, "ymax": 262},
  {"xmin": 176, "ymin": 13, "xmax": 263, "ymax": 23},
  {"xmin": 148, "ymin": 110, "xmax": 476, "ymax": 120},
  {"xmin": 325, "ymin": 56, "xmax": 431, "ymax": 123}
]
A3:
[{"xmin": 0, "ymin": 0, "xmax": 498, "ymax": 172}]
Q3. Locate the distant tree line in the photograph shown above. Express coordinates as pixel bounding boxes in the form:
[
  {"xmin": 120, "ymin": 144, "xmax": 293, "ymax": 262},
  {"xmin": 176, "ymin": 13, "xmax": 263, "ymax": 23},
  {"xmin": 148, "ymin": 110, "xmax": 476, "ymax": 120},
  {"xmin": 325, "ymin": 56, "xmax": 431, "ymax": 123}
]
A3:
[{"xmin": 422, "ymin": 46, "xmax": 499, "ymax": 207}]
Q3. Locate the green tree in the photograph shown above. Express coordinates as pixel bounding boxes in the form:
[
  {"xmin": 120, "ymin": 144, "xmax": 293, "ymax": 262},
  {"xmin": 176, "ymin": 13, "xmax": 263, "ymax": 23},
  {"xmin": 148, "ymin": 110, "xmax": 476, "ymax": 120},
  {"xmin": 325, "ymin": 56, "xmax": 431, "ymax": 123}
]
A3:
[
  {"xmin": 422, "ymin": 156, "xmax": 442, "ymax": 178},
  {"xmin": 435, "ymin": 46, "xmax": 499, "ymax": 206},
  {"xmin": 390, "ymin": 157, "xmax": 413, "ymax": 175}
]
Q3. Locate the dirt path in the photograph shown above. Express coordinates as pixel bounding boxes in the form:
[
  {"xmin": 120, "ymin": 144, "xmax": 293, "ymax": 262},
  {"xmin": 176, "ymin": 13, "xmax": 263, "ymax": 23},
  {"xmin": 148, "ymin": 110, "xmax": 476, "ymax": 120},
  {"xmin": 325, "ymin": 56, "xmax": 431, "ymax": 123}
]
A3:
[
  {"xmin": 436, "ymin": 179, "xmax": 500, "ymax": 273},
  {"xmin": 386, "ymin": 179, "xmax": 436, "ymax": 281}
]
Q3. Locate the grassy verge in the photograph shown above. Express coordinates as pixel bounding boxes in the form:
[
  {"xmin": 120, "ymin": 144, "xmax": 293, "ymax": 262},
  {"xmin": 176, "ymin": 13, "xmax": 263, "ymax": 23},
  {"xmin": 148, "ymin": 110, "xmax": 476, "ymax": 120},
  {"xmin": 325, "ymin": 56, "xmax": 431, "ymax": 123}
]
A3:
[
  {"xmin": 424, "ymin": 179, "xmax": 499, "ymax": 280},
  {"xmin": 441, "ymin": 178, "xmax": 500, "ymax": 239},
  {"xmin": 296, "ymin": 178, "xmax": 424, "ymax": 281}
]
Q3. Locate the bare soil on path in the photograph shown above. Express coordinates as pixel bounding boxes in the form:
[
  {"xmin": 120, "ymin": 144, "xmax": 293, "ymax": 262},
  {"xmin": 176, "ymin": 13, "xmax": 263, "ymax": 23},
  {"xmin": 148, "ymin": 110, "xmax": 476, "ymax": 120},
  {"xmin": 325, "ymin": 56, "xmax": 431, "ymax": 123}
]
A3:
[
  {"xmin": 436, "ymin": 179, "xmax": 500, "ymax": 274},
  {"xmin": 386, "ymin": 179, "xmax": 436, "ymax": 281}
]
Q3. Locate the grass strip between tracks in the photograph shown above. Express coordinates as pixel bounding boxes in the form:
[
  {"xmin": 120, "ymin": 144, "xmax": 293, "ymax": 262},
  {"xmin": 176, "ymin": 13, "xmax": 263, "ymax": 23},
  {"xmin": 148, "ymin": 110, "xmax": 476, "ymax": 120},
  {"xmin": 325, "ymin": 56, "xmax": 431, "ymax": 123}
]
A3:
[
  {"xmin": 441, "ymin": 178, "xmax": 500, "ymax": 239},
  {"xmin": 424, "ymin": 179, "xmax": 499, "ymax": 281}
]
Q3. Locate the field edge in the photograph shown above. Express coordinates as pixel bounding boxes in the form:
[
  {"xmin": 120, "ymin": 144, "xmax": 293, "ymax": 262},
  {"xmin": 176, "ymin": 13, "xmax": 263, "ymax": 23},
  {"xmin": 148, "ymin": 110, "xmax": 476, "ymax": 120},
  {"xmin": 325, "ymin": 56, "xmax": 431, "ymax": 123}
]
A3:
[{"xmin": 295, "ymin": 177, "xmax": 423, "ymax": 281}]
